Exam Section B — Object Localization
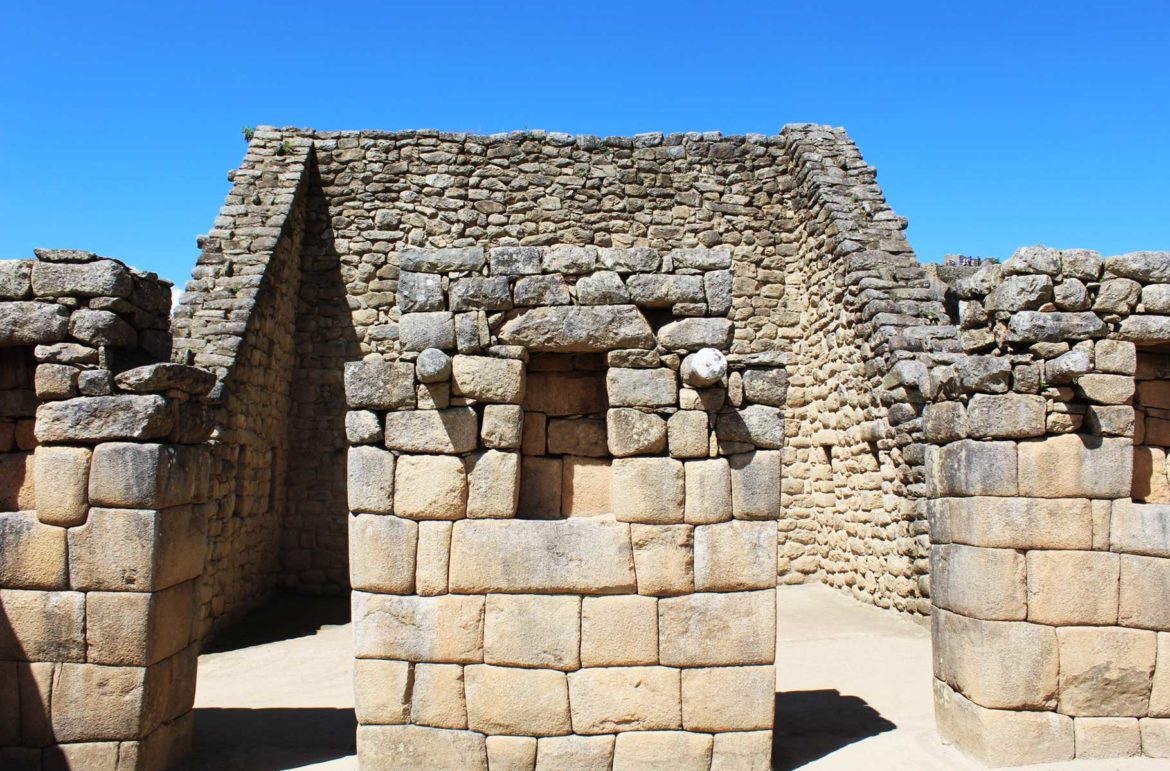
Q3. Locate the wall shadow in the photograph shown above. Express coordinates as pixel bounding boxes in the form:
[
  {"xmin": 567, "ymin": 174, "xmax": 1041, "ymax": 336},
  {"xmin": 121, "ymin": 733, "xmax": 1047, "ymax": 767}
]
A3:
[
  {"xmin": 190, "ymin": 707, "xmax": 356, "ymax": 771},
  {"xmin": 200, "ymin": 592, "xmax": 349, "ymax": 654},
  {"xmin": 772, "ymin": 689, "xmax": 896, "ymax": 770}
]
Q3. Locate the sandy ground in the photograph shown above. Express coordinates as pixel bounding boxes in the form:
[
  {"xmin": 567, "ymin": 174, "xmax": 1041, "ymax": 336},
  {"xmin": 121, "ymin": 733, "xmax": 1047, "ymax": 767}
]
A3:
[{"xmin": 190, "ymin": 585, "xmax": 1163, "ymax": 770}]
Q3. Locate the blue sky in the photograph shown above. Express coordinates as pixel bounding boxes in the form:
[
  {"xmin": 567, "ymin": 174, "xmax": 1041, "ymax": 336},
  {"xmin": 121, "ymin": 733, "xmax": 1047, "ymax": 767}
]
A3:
[{"xmin": 1, "ymin": 1, "xmax": 1166, "ymax": 287}]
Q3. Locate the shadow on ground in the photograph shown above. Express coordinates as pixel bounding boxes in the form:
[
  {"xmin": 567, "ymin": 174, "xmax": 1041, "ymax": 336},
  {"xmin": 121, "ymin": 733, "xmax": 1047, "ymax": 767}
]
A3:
[
  {"xmin": 191, "ymin": 707, "xmax": 357, "ymax": 771},
  {"xmin": 201, "ymin": 592, "xmax": 350, "ymax": 653},
  {"xmin": 772, "ymin": 689, "xmax": 897, "ymax": 769}
]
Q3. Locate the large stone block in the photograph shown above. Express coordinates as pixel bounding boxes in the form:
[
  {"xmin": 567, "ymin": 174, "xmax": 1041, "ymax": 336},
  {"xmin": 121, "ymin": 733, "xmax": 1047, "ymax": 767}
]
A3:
[
  {"xmin": 684, "ymin": 458, "xmax": 732, "ymax": 524},
  {"xmin": 657, "ymin": 318, "xmax": 734, "ymax": 351},
  {"xmin": 1119, "ymin": 554, "xmax": 1170, "ymax": 629},
  {"xmin": 928, "ymin": 496, "xmax": 1093, "ymax": 550},
  {"xmin": 580, "ymin": 594, "xmax": 659, "ymax": 667},
  {"xmin": 547, "ymin": 418, "xmax": 607, "ymax": 457},
  {"xmin": 1074, "ymin": 717, "xmax": 1141, "ymax": 759},
  {"xmin": 465, "ymin": 665, "xmax": 572, "ymax": 736},
  {"xmin": 357, "ymin": 725, "xmax": 487, "ymax": 771},
  {"xmin": 499, "ymin": 305, "xmax": 655, "ymax": 352},
  {"xmin": 449, "ymin": 519, "xmax": 636, "ymax": 594},
  {"xmin": 729, "ymin": 451, "xmax": 781, "ymax": 520},
  {"xmin": 626, "ymin": 274, "xmax": 704, "ymax": 307},
  {"xmin": 535, "ymin": 735, "xmax": 613, "ymax": 770},
  {"xmin": 933, "ymin": 679, "xmax": 1074, "ymax": 766},
  {"xmin": 966, "ymin": 393, "xmax": 1046, "ymax": 439},
  {"xmin": 384, "ymin": 407, "xmax": 477, "ymax": 453},
  {"xmin": 415, "ymin": 520, "xmax": 452, "ymax": 596},
  {"xmin": 484, "ymin": 594, "xmax": 581, "ymax": 670},
  {"xmin": 930, "ymin": 544, "xmax": 1026, "ymax": 621},
  {"xmin": 85, "ymin": 581, "xmax": 196, "ymax": 667},
  {"xmin": 631, "ymin": 524, "xmax": 695, "ymax": 596},
  {"xmin": 561, "ymin": 456, "xmax": 611, "ymax": 517},
  {"xmin": 0, "ymin": 511, "xmax": 67, "ymax": 588},
  {"xmin": 1153, "ymin": 633, "xmax": 1170, "ymax": 717},
  {"xmin": 450, "ymin": 276, "xmax": 513, "ymax": 312},
  {"xmin": 607, "ymin": 367, "xmax": 677, "ymax": 407},
  {"xmin": 400, "ymin": 312, "xmax": 457, "ymax": 351},
  {"xmin": 397, "ymin": 271, "xmax": 446, "ymax": 313},
  {"xmin": 694, "ymin": 520, "xmax": 776, "ymax": 591},
  {"xmin": 518, "ymin": 456, "xmax": 562, "ymax": 518},
  {"xmin": 927, "ymin": 440, "xmax": 1017, "ymax": 497},
  {"xmin": 681, "ymin": 666, "xmax": 774, "ymax": 731},
  {"xmin": 567, "ymin": 666, "xmax": 681, "ymax": 733},
  {"xmin": 69, "ymin": 506, "xmax": 205, "ymax": 591},
  {"xmin": 612, "ymin": 731, "xmax": 712, "ymax": 770},
  {"xmin": 31, "ymin": 259, "xmax": 132, "ymax": 298},
  {"xmin": 0, "ymin": 589, "xmax": 85, "ymax": 661},
  {"xmin": 88, "ymin": 442, "xmax": 208, "ymax": 511},
  {"xmin": 68, "ymin": 309, "xmax": 136, "ymax": 348},
  {"xmin": 353, "ymin": 659, "xmax": 410, "ymax": 725},
  {"xmin": 343, "ymin": 360, "xmax": 415, "ymax": 409},
  {"xmin": 1017, "ymin": 434, "xmax": 1132, "ymax": 499},
  {"xmin": 716, "ymin": 405, "xmax": 784, "ymax": 449},
  {"xmin": 31, "ymin": 445, "xmax": 90, "ymax": 526},
  {"xmin": 1143, "ymin": 718, "xmax": 1170, "ymax": 758},
  {"xmin": 481, "ymin": 404, "xmax": 524, "ymax": 449},
  {"xmin": 349, "ymin": 514, "xmax": 416, "ymax": 593},
  {"xmin": 0, "ymin": 259, "xmax": 31, "ymax": 299},
  {"xmin": 50, "ymin": 663, "xmax": 146, "ymax": 742},
  {"xmin": 451, "ymin": 355, "xmax": 525, "ymax": 404},
  {"xmin": 113, "ymin": 363, "xmax": 215, "ymax": 396},
  {"xmin": 394, "ymin": 454, "xmax": 467, "ymax": 520},
  {"xmin": 1026, "ymin": 550, "xmax": 1119, "ymax": 625},
  {"xmin": 36, "ymin": 395, "xmax": 173, "ymax": 443},
  {"xmin": 352, "ymin": 592, "xmax": 483, "ymax": 662},
  {"xmin": 611, "ymin": 457, "xmax": 684, "ymax": 524},
  {"xmin": 711, "ymin": 731, "xmax": 772, "ymax": 771},
  {"xmin": 1057, "ymin": 627, "xmax": 1155, "ymax": 716},
  {"xmin": 668, "ymin": 410, "xmax": 709, "ymax": 458},
  {"xmin": 411, "ymin": 663, "xmax": 467, "ymax": 729},
  {"xmin": 606, "ymin": 408, "xmax": 666, "ymax": 456},
  {"xmin": 489, "ymin": 736, "xmax": 538, "ymax": 771},
  {"xmin": 0, "ymin": 301, "xmax": 69, "ymax": 346},
  {"xmin": 659, "ymin": 590, "xmax": 775, "ymax": 666},
  {"xmin": 347, "ymin": 446, "xmax": 396, "ymax": 514}
]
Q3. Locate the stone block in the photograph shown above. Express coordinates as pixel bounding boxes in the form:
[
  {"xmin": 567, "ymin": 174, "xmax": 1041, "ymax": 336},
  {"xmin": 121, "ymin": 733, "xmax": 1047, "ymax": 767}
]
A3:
[
  {"xmin": 547, "ymin": 418, "xmax": 607, "ymax": 457},
  {"xmin": 607, "ymin": 367, "xmax": 677, "ymax": 407},
  {"xmin": 729, "ymin": 451, "xmax": 781, "ymax": 520},
  {"xmin": 35, "ymin": 362, "xmax": 78, "ymax": 400},
  {"xmin": 929, "ymin": 544, "xmax": 1026, "ymax": 621},
  {"xmin": 401, "ymin": 246, "xmax": 485, "ymax": 273},
  {"xmin": 515, "ymin": 274, "xmax": 571, "ymax": 306},
  {"xmin": 1018, "ymin": 434, "xmax": 1132, "ymax": 498},
  {"xmin": 928, "ymin": 440, "xmax": 1017, "ymax": 497},
  {"xmin": 349, "ymin": 514, "xmax": 416, "ymax": 593},
  {"xmin": 0, "ymin": 259, "xmax": 31, "ymax": 299},
  {"xmin": 88, "ymin": 442, "xmax": 208, "ymax": 511},
  {"xmin": 711, "ymin": 731, "xmax": 772, "ymax": 771},
  {"xmin": 466, "ymin": 450, "xmax": 520, "ymax": 519},
  {"xmin": 598, "ymin": 247, "xmax": 659, "ymax": 273},
  {"xmin": 31, "ymin": 259, "xmax": 132, "ymax": 298},
  {"xmin": 490, "ymin": 246, "xmax": 543, "ymax": 275},
  {"xmin": 69, "ymin": 506, "xmax": 205, "ymax": 591},
  {"xmin": 659, "ymin": 590, "xmax": 775, "ymax": 666},
  {"xmin": 576, "ymin": 271, "xmax": 631, "ymax": 305},
  {"xmin": 353, "ymin": 659, "xmax": 410, "ymax": 725},
  {"xmin": 482, "ymin": 404, "xmax": 523, "ymax": 449},
  {"xmin": 562, "ymin": 456, "xmax": 611, "ymax": 517},
  {"xmin": 400, "ymin": 311, "xmax": 457, "ymax": 351},
  {"xmin": 384, "ymin": 407, "xmax": 477, "ymax": 454},
  {"xmin": 535, "ymin": 735, "xmax": 613, "ymax": 770},
  {"xmin": 1152, "ymin": 633, "xmax": 1170, "ymax": 716},
  {"xmin": 932, "ymin": 609, "xmax": 1057, "ymax": 709},
  {"xmin": 1098, "ymin": 339, "xmax": 1138, "ymax": 375},
  {"xmin": 484, "ymin": 594, "xmax": 581, "ymax": 670},
  {"xmin": 742, "ymin": 368, "xmax": 787, "ymax": 407},
  {"xmin": 397, "ymin": 271, "xmax": 445, "ymax": 313},
  {"xmin": 631, "ymin": 524, "xmax": 694, "ymax": 596},
  {"xmin": 113, "ymin": 363, "xmax": 215, "ymax": 396},
  {"xmin": 524, "ymin": 371, "xmax": 608, "ymax": 416},
  {"xmin": 449, "ymin": 519, "xmax": 636, "ymax": 594},
  {"xmin": 85, "ymin": 581, "xmax": 196, "ymax": 667},
  {"xmin": 612, "ymin": 731, "xmax": 712, "ymax": 770},
  {"xmin": 681, "ymin": 666, "xmax": 774, "ymax": 731},
  {"xmin": 489, "ymin": 736, "xmax": 538, "ymax": 771},
  {"xmin": 451, "ymin": 355, "xmax": 525, "ymax": 404},
  {"xmin": 343, "ymin": 360, "xmax": 415, "ymax": 410},
  {"xmin": 627, "ymin": 274, "xmax": 704, "ymax": 307},
  {"xmin": 1142, "ymin": 718, "xmax": 1170, "ymax": 758},
  {"xmin": 352, "ymin": 592, "xmax": 483, "ymax": 662},
  {"xmin": 393, "ymin": 454, "xmax": 467, "ymax": 520},
  {"xmin": 543, "ymin": 245, "xmax": 597, "ymax": 275},
  {"xmin": 657, "ymin": 318, "xmax": 734, "ymax": 351},
  {"xmin": 36, "ymin": 395, "xmax": 172, "ymax": 443},
  {"xmin": 567, "ymin": 666, "xmax": 681, "ymax": 733},
  {"xmin": 499, "ymin": 305, "xmax": 654, "ymax": 352},
  {"xmin": 415, "ymin": 348, "xmax": 452, "ymax": 384},
  {"xmin": 1058, "ymin": 626, "xmax": 1155, "ymax": 716},
  {"xmin": 715, "ymin": 405, "xmax": 784, "ymax": 449},
  {"xmin": 30, "ymin": 446, "xmax": 89, "ymax": 528},
  {"xmin": 685, "ymin": 458, "xmax": 732, "ymax": 524},
  {"xmin": 1119, "ymin": 554, "xmax": 1170, "ymax": 629},
  {"xmin": 929, "ymin": 496, "xmax": 1092, "ymax": 550},
  {"xmin": 357, "ymin": 725, "xmax": 487, "ymax": 770},
  {"xmin": 612, "ymin": 457, "xmax": 684, "ymax": 524},
  {"xmin": 345, "ymin": 410, "xmax": 383, "ymax": 444},
  {"xmin": 455, "ymin": 310, "xmax": 491, "ymax": 353},
  {"xmin": 0, "ymin": 512, "xmax": 66, "ymax": 589},
  {"xmin": 522, "ymin": 411, "xmax": 547, "ymax": 454},
  {"xmin": 0, "ymin": 589, "xmax": 85, "ymax": 661},
  {"xmin": 1026, "ymin": 550, "xmax": 1119, "ymax": 625},
  {"xmin": 518, "ymin": 456, "xmax": 562, "ymax": 518},
  {"xmin": 0, "ymin": 301, "xmax": 69, "ymax": 346},
  {"xmin": 411, "ymin": 663, "xmax": 467, "ymax": 729},
  {"xmin": 50, "ymin": 663, "xmax": 146, "ymax": 742},
  {"xmin": 1077, "ymin": 373, "xmax": 1136, "ymax": 405},
  {"xmin": 694, "ymin": 520, "xmax": 776, "ymax": 591},
  {"xmin": 667, "ymin": 410, "xmax": 709, "ymax": 458},
  {"xmin": 450, "ymin": 277, "xmax": 513, "ymax": 312},
  {"xmin": 415, "ymin": 520, "xmax": 452, "ymax": 596},
  {"xmin": 347, "ymin": 446, "xmax": 396, "ymax": 514},
  {"xmin": 580, "ymin": 595, "xmax": 658, "ymax": 667},
  {"xmin": 68, "ymin": 309, "xmax": 136, "ymax": 348},
  {"xmin": 933, "ymin": 679, "xmax": 1074, "ymax": 766},
  {"xmin": 966, "ymin": 393, "xmax": 1046, "ymax": 439},
  {"xmin": 465, "ymin": 665, "xmax": 572, "ymax": 736},
  {"xmin": 1074, "ymin": 717, "xmax": 1141, "ymax": 759},
  {"xmin": 606, "ymin": 408, "xmax": 666, "ymax": 456}
]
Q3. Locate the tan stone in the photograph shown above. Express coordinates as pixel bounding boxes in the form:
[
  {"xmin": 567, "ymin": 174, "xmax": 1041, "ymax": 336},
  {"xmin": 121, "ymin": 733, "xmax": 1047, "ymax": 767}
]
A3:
[
  {"xmin": 1074, "ymin": 717, "xmax": 1141, "ymax": 759},
  {"xmin": 524, "ymin": 371, "xmax": 608, "ymax": 416},
  {"xmin": 518, "ymin": 456, "xmax": 562, "ymax": 518},
  {"xmin": 18, "ymin": 661, "xmax": 54, "ymax": 746},
  {"xmin": 1093, "ymin": 499, "xmax": 1113, "ymax": 550},
  {"xmin": 33, "ymin": 445, "xmax": 89, "ymax": 526},
  {"xmin": 465, "ymin": 665, "xmax": 572, "ymax": 736},
  {"xmin": 347, "ymin": 446, "xmax": 395, "ymax": 513},
  {"xmin": 449, "ymin": 519, "xmax": 636, "ymax": 594},
  {"xmin": 711, "ymin": 731, "xmax": 772, "ymax": 771},
  {"xmin": 928, "ymin": 440, "xmax": 1018, "ymax": 497},
  {"xmin": 1098, "ymin": 339, "xmax": 1138, "ymax": 375},
  {"xmin": 68, "ymin": 506, "xmax": 205, "ymax": 591},
  {"xmin": 394, "ymin": 454, "xmax": 467, "ymax": 520},
  {"xmin": 353, "ymin": 659, "xmax": 410, "ymax": 725},
  {"xmin": 357, "ymin": 725, "xmax": 487, "ymax": 771},
  {"xmin": 681, "ymin": 666, "xmax": 774, "ymax": 731},
  {"xmin": 452, "ymin": 355, "xmax": 526, "ymax": 403},
  {"xmin": 580, "ymin": 595, "xmax": 658, "ymax": 667},
  {"xmin": 1077, "ymin": 373, "xmax": 1136, "ymax": 404},
  {"xmin": 612, "ymin": 457, "xmax": 684, "ymax": 524},
  {"xmin": 567, "ymin": 666, "xmax": 681, "ymax": 733},
  {"xmin": 631, "ymin": 524, "xmax": 694, "ymax": 596},
  {"xmin": 607, "ymin": 367, "xmax": 677, "ymax": 407},
  {"xmin": 86, "ymin": 582, "xmax": 196, "ymax": 667},
  {"xmin": 729, "ymin": 450, "xmax": 781, "ymax": 520},
  {"xmin": 466, "ymin": 450, "xmax": 520, "ymax": 518},
  {"xmin": 349, "ymin": 514, "xmax": 417, "ymax": 593},
  {"xmin": 1027, "ymin": 550, "xmax": 1119, "ymax": 625},
  {"xmin": 694, "ymin": 520, "xmax": 776, "ymax": 591},
  {"xmin": 51, "ymin": 663, "xmax": 146, "ymax": 742},
  {"xmin": 1120, "ymin": 554, "xmax": 1170, "ymax": 629},
  {"xmin": 612, "ymin": 731, "xmax": 712, "ymax": 770},
  {"xmin": 929, "ymin": 544, "xmax": 1026, "ymax": 621},
  {"xmin": 352, "ymin": 592, "xmax": 483, "ymax": 663},
  {"xmin": 966, "ymin": 393, "xmax": 1046, "ymax": 438},
  {"xmin": 684, "ymin": 458, "xmax": 732, "ymax": 524},
  {"xmin": 1057, "ymin": 626, "xmax": 1156, "ymax": 716},
  {"xmin": 1018, "ymin": 434, "xmax": 1133, "ymax": 499},
  {"xmin": 562, "ymin": 456, "xmax": 611, "ymax": 516},
  {"xmin": 535, "ymin": 735, "xmax": 613, "ymax": 770},
  {"xmin": 86, "ymin": 442, "xmax": 205, "ymax": 511},
  {"xmin": 411, "ymin": 663, "xmax": 467, "ymax": 729},
  {"xmin": 933, "ymin": 678, "xmax": 1074, "ymax": 766},
  {"xmin": 0, "ymin": 588, "xmax": 84, "ymax": 661},
  {"xmin": 1150, "ymin": 633, "xmax": 1170, "ymax": 716},
  {"xmin": 929, "ymin": 496, "xmax": 1093, "ymax": 550},
  {"xmin": 488, "ymin": 736, "xmax": 538, "ymax": 771},
  {"xmin": 415, "ymin": 520, "xmax": 452, "ymax": 596},
  {"xmin": 522, "ymin": 411, "xmax": 547, "ymax": 454},
  {"xmin": 547, "ymin": 418, "xmax": 607, "ymax": 457},
  {"xmin": 659, "ymin": 590, "xmax": 775, "ymax": 666},
  {"xmin": 1142, "ymin": 718, "xmax": 1170, "ymax": 758},
  {"xmin": 0, "ymin": 452, "xmax": 35, "ymax": 512},
  {"xmin": 607, "ymin": 408, "xmax": 667, "ymax": 457},
  {"xmin": 1134, "ymin": 447, "xmax": 1170, "ymax": 502},
  {"xmin": 667, "ymin": 410, "xmax": 709, "ymax": 458},
  {"xmin": 384, "ymin": 407, "xmax": 478, "ymax": 453},
  {"xmin": 485, "ymin": 594, "xmax": 581, "ymax": 671},
  {"xmin": 0, "ymin": 511, "xmax": 66, "ymax": 589},
  {"xmin": 482, "ymin": 404, "xmax": 524, "ymax": 449}
]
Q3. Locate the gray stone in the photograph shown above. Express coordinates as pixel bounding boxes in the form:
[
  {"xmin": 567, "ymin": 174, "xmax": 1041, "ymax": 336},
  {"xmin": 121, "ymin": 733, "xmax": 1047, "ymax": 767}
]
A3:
[
  {"xmin": 397, "ymin": 272, "xmax": 445, "ymax": 313},
  {"xmin": 34, "ymin": 363, "xmax": 78, "ymax": 400},
  {"xmin": 0, "ymin": 261, "xmax": 32, "ymax": 299},
  {"xmin": 598, "ymin": 247, "xmax": 659, "ymax": 273},
  {"xmin": 455, "ymin": 311, "xmax": 490, "ymax": 353},
  {"xmin": 1094, "ymin": 278, "xmax": 1142, "ymax": 314},
  {"xmin": 347, "ymin": 446, "xmax": 396, "ymax": 514},
  {"xmin": 985, "ymin": 275, "xmax": 1054, "ymax": 312},
  {"xmin": 34, "ymin": 342, "xmax": 97, "ymax": 364},
  {"xmin": 703, "ymin": 270, "xmax": 733, "ymax": 315},
  {"xmin": 1118, "ymin": 315, "xmax": 1170, "ymax": 344},
  {"xmin": 450, "ymin": 277, "xmax": 512, "ymax": 311},
  {"xmin": 1142, "ymin": 285, "xmax": 1170, "ymax": 314},
  {"xmin": 626, "ymin": 274, "xmax": 704, "ymax": 307},
  {"xmin": 514, "ymin": 274, "xmax": 571, "ymax": 306},
  {"xmin": 499, "ymin": 305, "xmax": 654, "ymax": 352},
  {"xmin": 489, "ymin": 246, "xmax": 543, "ymax": 275},
  {"xmin": 481, "ymin": 404, "xmax": 523, "ymax": 449},
  {"xmin": 1007, "ymin": 311, "xmax": 1107, "ymax": 343},
  {"xmin": 400, "ymin": 312, "xmax": 456, "ymax": 350},
  {"xmin": 78, "ymin": 370, "xmax": 112, "ymax": 396},
  {"xmin": 400, "ymin": 247, "xmax": 485, "ymax": 273},
  {"xmin": 35, "ymin": 395, "xmax": 172, "ymax": 442},
  {"xmin": 0, "ymin": 302, "xmax": 69, "ymax": 346},
  {"xmin": 384, "ymin": 407, "xmax": 478, "ymax": 453},
  {"xmin": 575, "ymin": 271, "xmax": 630, "ymax": 305},
  {"xmin": 31, "ymin": 260, "xmax": 132, "ymax": 298},
  {"xmin": 742, "ymin": 368, "xmax": 787, "ymax": 406},
  {"xmin": 670, "ymin": 247, "xmax": 731, "ymax": 270},
  {"xmin": 1105, "ymin": 251, "xmax": 1170, "ymax": 283},
  {"xmin": 681, "ymin": 349, "xmax": 727, "ymax": 387},
  {"xmin": 716, "ymin": 405, "xmax": 784, "ymax": 449},
  {"xmin": 1004, "ymin": 245, "xmax": 1062, "ymax": 276},
  {"xmin": 928, "ymin": 440, "xmax": 1017, "ymax": 497},
  {"xmin": 729, "ymin": 451, "xmax": 781, "ymax": 519},
  {"xmin": 954, "ymin": 356, "xmax": 1012, "ymax": 393},
  {"xmin": 1061, "ymin": 249, "xmax": 1104, "ymax": 281},
  {"xmin": 543, "ymin": 246, "xmax": 596, "ymax": 274},
  {"xmin": 658, "ymin": 318, "xmax": 734, "ymax": 351},
  {"xmin": 68, "ymin": 309, "xmax": 136, "ymax": 348},
  {"xmin": 607, "ymin": 408, "xmax": 667, "ymax": 456},
  {"xmin": 451, "ymin": 355, "xmax": 525, "ymax": 403},
  {"xmin": 955, "ymin": 263, "xmax": 1003, "ymax": 299},
  {"xmin": 607, "ymin": 367, "xmax": 676, "ymax": 407},
  {"xmin": 114, "ymin": 364, "xmax": 215, "ymax": 395},
  {"xmin": 1045, "ymin": 349, "xmax": 1092, "ymax": 385},
  {"xmin": 416, "ymin": 348, "xmax": 452, "ymax": 383},
  {"xmin": 1053, "ymin": 278, "xmax": 1091, "ymax": 311},
  {"xmin": 966, "ymin": 393, "xmax": 1045, "ymax": 439},
  {"xmin": 344, "ymin": 360, "xmax": 415, "ymax": 409},
  {"xmin": 345, "ymin": 410, "xmax": 383, "ymax": 444}
]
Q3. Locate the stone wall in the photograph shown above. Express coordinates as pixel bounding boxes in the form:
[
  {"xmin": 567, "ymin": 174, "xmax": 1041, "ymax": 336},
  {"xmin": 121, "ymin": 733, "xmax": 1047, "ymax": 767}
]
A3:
[{"xmin": 924, "ymin": 245, "xmax": 1170, "ymax": 764}]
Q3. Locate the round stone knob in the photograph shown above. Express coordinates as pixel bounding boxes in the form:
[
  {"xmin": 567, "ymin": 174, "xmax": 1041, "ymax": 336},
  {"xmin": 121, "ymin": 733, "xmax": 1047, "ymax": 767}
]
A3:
[
  {"xmin": 681, "ymin": 348, "xmax": 727, "ymax": 388},
  {"xmin": 416, "ymin": 347, "xmax": 452, "ymax": 383}
]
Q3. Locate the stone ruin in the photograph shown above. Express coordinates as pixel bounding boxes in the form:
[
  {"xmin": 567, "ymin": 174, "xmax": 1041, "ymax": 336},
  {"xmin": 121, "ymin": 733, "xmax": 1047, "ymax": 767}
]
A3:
[{"xmin": 0, "ymin": 123, "xmax": 1168, "ymax": 769}]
